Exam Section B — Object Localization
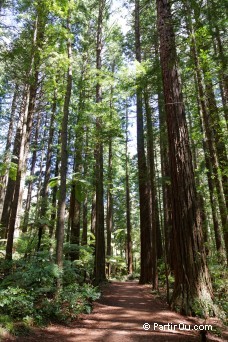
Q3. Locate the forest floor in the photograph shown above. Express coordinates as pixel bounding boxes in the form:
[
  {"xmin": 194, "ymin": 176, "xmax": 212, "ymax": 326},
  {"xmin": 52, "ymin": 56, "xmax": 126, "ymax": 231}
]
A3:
[{"xmin": 2, "ymin": 281, "xmax": 227, "ymax": 342}]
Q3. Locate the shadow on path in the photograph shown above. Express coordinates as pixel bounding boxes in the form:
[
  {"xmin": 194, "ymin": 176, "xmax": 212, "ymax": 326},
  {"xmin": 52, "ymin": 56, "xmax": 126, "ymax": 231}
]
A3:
[{"xmin": 3, "ymin": 281, "xmax": 226, "ymax": 341}]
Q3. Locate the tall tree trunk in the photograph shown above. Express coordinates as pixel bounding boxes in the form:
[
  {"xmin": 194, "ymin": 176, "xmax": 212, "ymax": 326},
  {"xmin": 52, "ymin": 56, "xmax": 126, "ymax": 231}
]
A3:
[
  {"xmin": 69, "ymin": 78, "xmax": 87, "ymax": 260},
  {"xmin": 0, "ymin": 87, "xmax": 26, "ymax": 239},
  {"xmin": 106, "ymin": 76, "xmax": 115, "ymax": 276},
  {"xmin": 5, "ymin": 85, "xmax": 31, "ymax": 261},
  {"xmin": 37, "ymin": 94, "xmax": 56, "ymax": 247},
  {"xmin": 157, "ymin": 0, "xmax": 215, "ymax": 315},
  {"xmin": 69, "ymin": 143, "xmax": 82, "ymax": 261},
  {"xmin": 204, "ymin": 79, "xmax": 228, "ymax": 208},
  {"xmin": 158, "ymin": 74, "xmax": 172, "ymax": 302},
  {"xmin": 50, "ymin": 143, "xmax": 60, "ymax": 239},
  {"xmin": 106, "ymin": 139, "xmax": 113, "ymax": 257},
  {"xmin": 82, "ymin": 126, "xmax": 88, "ymax": 246},
  {"xmin": 23, "ymin": 112, "xmax": 41, "ymax": 232},
  {"xmin": 0, "ymin": 84, "xmax": 18, "ymax": 221},
  {"xmin": 144, "ymin": 89, "xmax": 159, "ymax": 289},
  {"xmin": 5, "ymin": 8, "xmax": 45, "ymax": 261},
  {"xmin": 156, "ymin": 36, "xmax": 173, "ymax": 301},
  {"xmin": 56, "ymin": 16, "xmax": 72, "ymax": 280},
  {"xmin": 94, "ymin": 0, "xmax": 106, "ymax": 284},
  {"xmin": 106, "ymin": 138, "xmax": 113, "ymax": 278},
  {"xmin": 187, "ymin": 94, "xmax": 210, "ymax": 255},
  {"xmin": 125, "ymin": 106, "xmax": 133, "ymax": 275},
  {"xmin": 187, "ymin": 16, "xmax": 228, "ymax": 261},
  {"xmin": 6, "ymin": 75, "xmax": 39, "ymax": 261},
  {"xmin": 82, "ymin": 196, "xmax": 88, "ymax": 245},
  {"xmin": 192, "ymin": 73, "xmax": 225, "ymax": 260},
  {"xmin": 209, "ymin": 0, "xmax": 228, "ymax": 123},
  {"xmin": 135, "ymin": 0, "xmax": 152, "ymax": 284},
  {"xmin": 69, "ymin": 188, "xmax": 81, "ymax": 260},
  {"xmin": 91, "ymin": 193, "xmax": 96, "ymax": 237},
  {"xmin": 68, "ymin": 182, "xmax": 80, "ymax": 260}
]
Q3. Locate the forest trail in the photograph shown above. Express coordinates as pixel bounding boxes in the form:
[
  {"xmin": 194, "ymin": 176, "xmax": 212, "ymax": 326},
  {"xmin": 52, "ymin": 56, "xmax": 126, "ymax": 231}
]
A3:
[{"xmin": 4, "ymin": 281, "xmax": 226, "ymax": 342}]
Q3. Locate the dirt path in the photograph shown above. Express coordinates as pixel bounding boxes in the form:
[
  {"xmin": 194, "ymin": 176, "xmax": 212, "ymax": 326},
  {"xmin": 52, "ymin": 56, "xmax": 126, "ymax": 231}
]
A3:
[{"xmin": 3, "ymin": 281, "xmax": 226, "ymax": 341}]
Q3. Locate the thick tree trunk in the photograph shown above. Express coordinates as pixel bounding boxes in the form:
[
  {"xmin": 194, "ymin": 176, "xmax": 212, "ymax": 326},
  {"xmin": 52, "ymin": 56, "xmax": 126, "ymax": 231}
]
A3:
[{"xmin": 157, "ymin": 0, "xmax": 214, "ymax": 315}]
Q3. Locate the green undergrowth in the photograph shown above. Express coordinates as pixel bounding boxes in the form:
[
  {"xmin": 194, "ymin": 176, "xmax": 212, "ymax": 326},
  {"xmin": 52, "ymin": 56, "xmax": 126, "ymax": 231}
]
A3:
[
  {"xmin": 0, "ymin": 252, "xmax": 100, "ymax": 336},
  {"xmin": 209, "ymin": 259, "xmax": 228, "ymax": 321},
  {"xmin": 155, "ymin": 260, "xmax": 227, "ymax": 322}
]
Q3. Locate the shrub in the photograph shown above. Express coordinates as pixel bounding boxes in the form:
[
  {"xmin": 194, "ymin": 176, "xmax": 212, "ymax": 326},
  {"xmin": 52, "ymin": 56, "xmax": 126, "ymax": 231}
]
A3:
[
  {"xmin": 1, "ymin": 253, "xmax": 60, "ymax": 297},
  {"xmin": 0, "ymin": 255, "xmax": 100, "ymax": 332},
  {"xmin": 0, "ymin": 287, "xmax": 34, "ymax": 318}
]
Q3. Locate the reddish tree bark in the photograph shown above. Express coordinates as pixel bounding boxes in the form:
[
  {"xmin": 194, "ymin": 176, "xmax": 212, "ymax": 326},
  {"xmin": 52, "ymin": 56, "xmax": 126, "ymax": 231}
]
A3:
[{"xmin": 157, "ymin": 0, "xmax": 215, "ymax": 315}]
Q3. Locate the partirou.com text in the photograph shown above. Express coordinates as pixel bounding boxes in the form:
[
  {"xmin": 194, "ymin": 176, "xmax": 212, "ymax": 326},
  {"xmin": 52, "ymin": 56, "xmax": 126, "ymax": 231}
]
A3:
[{"xmin": 143, "ymin": 322, "xmax": 212, "ymax": 331}]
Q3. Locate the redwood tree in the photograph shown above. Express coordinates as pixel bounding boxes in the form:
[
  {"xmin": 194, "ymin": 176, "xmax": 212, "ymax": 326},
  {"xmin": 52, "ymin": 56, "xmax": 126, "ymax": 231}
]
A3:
[
  {"xmin": 135, "ymin": 0, "xmax": 152, "ymax": 284},
  {"xmin": 157, "ymin": 0, "xmax": 215, "ymax": 315}
]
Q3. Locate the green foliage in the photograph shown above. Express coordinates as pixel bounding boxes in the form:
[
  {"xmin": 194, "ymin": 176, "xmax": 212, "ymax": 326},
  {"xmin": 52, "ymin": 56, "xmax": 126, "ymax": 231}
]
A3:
[
  {"xmin": 0, "ymin": 282, "xmax": 100, "ymax": 329},
  {"xmin": 34, "ymin": 283, "xmax": 100, "ymax": 324},
  {"xmin": 56, "ymin": 283, "xmax": 100, "ymax": 319},
  {"xmin": 0, "ymin": 157, "xmax": 17, "ymax": 180},
  {"xmin": 209, "ymin": 261, "xmax": 228, "ymax": 317},
  {"xmin": 0, "ymin": 255, "xmax": 100, "ymax": 332},
  {"xmin": 0, "ymin": 315, "xmax": 15, "ymax": 335},
  {"xmin": 48, "ymin": 176, "xmax": 59, "ymax": 188},
  {"xmin": 127, "ymin": 272, "xmax": 140, "ymax": 280},
  {"xmin": 1, "ymin": 253, "xmax": 60, "ymax": 296},
  {"xmin": 15, "ymin": 233, "xmax": 39, "ymax": 255},
  {"xmin": 63, "ymin": 243, "xmax": 95, "ymax": 283},
  {"xmin": 8, "ymin": 161, "xmax": 18, "ymax": 181},
  {"xmin": 0, "ymin": 287, "xmax": 34, "ymax": 318},
  {"xmin": 107, "ymin": 255, "xmax": 127, "ymax": 279},
  {"xmin": 0, "ymin": 161, "xmax": 7, "ymax": 178},
  {"xmin": 0, "ymin": 314, "xmax": 32, "ymax": 336}
]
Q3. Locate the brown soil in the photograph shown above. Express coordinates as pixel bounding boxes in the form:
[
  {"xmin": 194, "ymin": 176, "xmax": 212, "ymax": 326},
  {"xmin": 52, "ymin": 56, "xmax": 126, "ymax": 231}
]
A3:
[{"xmin": 3, "ymin": 281, "xmax": 227, "ymax": 341}]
